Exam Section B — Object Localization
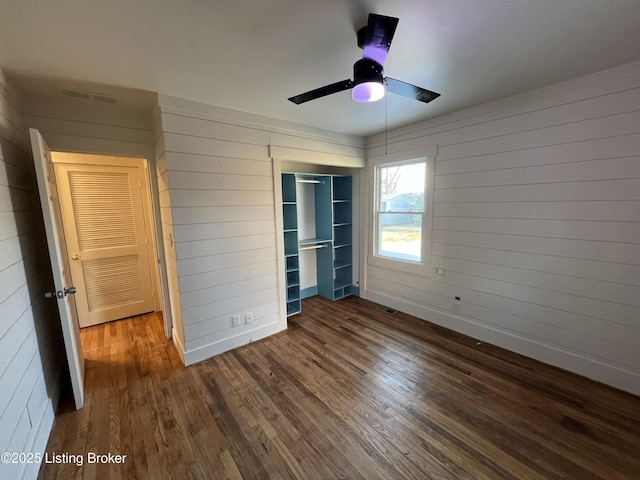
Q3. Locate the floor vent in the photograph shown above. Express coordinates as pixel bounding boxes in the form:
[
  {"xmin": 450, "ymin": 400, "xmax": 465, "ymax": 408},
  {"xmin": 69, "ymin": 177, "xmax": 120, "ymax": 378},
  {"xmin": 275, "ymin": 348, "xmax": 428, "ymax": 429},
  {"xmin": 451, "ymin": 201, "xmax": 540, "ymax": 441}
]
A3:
[{"xmin": 376, "ymin": 305, "xmax": 398, "ymax": 315}]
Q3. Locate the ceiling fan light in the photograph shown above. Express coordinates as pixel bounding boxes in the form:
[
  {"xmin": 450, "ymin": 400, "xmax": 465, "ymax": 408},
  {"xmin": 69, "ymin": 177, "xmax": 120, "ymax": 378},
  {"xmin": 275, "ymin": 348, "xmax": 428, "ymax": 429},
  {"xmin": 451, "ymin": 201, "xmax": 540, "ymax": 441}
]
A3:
[
  {"xmin": 352, "ymin": 81, "xmax": 385, "ymax": 102},
  {"xmin": 352, "ymin": 58, "xmax": 385, "ymax": 102}
]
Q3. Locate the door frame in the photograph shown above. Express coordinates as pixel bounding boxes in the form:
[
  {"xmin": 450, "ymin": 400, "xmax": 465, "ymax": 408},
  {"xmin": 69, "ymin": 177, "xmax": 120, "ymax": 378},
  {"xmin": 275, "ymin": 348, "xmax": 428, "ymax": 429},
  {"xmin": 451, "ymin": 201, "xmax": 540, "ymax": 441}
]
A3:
[
  {"xmin": 52, "ymin": 153, "xmax": 159, "ymax": 326},
  {"xmin": 46, "ymin": 147, "xmax": 172, "ymax": 338}
]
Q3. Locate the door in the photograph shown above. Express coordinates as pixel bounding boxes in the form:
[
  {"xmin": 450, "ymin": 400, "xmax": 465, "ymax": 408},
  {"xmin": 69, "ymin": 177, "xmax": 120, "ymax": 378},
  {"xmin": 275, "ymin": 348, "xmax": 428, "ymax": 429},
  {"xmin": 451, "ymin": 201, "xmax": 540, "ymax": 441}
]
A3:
[
  {"xmin": 30, "ymin": 129, "xmax": 84, "ymax": 409},
  {"xmin": 53, "ymin": 160, "xmax": 155, "ymax": 327}
]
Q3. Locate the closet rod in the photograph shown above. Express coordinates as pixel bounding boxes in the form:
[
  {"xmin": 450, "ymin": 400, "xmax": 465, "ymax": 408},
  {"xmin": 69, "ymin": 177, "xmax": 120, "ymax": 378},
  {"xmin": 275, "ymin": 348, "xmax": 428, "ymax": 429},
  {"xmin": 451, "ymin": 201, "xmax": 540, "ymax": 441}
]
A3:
[
  {"xmin": 299, "ymin": 244, "xmax": 328, "ymax": 251},
  {"xmin": 296, "ymin": 179, "xmax": 325, "ymax": 184}
]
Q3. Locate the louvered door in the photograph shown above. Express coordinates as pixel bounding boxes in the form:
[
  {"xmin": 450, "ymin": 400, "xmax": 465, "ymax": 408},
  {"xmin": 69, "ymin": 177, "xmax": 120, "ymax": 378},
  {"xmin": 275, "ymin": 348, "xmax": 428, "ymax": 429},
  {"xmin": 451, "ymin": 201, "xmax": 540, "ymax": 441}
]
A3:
[{"xmin": 54, "ymin": 162, "xmax": 154, "ymax": 327}]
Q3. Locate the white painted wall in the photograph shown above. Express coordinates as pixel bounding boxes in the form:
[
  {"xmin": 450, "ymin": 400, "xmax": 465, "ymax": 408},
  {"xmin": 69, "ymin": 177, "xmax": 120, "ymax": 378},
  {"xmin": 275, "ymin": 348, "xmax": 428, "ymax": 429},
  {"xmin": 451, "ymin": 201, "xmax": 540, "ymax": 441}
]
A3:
[
  {"xmin": 297, "ymin": 181, "xmax": 318, "ymax": 291},
  {"xmin": 363, "ymin": 60, "xmax": 640, "ymax": 395},
  {"xmin": 0, "ymin": 70, "xmax": 66, "ymax": 479},
  {"xmin": 156, "ymin": 95, "xmax": 364, "ymax": 365},
  {"xmin": 20, "ymin": 96, "xmax": 155, "ymax": 158}
]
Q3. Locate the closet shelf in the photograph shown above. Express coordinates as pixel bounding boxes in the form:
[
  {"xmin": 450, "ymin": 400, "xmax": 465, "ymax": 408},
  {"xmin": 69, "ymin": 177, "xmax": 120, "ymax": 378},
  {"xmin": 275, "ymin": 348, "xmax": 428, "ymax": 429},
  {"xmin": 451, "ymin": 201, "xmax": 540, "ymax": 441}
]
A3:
[
  {"xmin": 287, "ymin": 303, "xmax": 301, "ymax": 315},
  {"xmin": 299, "ymin": 238, "xmax": 331, "ymax": 245}
]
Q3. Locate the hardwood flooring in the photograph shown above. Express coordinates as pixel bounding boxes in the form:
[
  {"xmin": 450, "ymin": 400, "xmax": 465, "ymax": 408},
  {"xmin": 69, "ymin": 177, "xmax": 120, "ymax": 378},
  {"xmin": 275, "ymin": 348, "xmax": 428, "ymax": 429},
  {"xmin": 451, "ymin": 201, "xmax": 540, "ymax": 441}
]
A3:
[{"xmin": 39, "ymin": 296, "xmax": 640, "ymax": 479}]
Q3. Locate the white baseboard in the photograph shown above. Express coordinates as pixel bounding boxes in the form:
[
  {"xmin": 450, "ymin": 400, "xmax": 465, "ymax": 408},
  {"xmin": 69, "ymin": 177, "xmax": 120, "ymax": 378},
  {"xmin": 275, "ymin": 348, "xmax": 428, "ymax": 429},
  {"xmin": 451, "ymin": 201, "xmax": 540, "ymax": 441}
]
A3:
[
  {"xmin": 19, "ymin": 402, "xmax": 55, "ymax": 480},
  {"xmin": 365, "ymin": 288, "xmax": 640, "ymax": 396},
  {"xmin": 172, "ymin": 328, "xmax": 186, "ymax": 364},
  {"xmin": 182, "ymin": 321, "xmax": 287, "ymax": 366}
]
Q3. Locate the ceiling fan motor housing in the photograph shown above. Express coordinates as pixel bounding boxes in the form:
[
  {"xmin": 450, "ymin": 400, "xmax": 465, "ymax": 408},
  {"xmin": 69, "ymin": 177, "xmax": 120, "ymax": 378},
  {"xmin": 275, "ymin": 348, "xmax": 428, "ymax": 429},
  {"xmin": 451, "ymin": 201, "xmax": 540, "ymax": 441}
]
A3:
[{"xmin": 353, "ymin": 58, "xmax": 383, "ymax": 85}]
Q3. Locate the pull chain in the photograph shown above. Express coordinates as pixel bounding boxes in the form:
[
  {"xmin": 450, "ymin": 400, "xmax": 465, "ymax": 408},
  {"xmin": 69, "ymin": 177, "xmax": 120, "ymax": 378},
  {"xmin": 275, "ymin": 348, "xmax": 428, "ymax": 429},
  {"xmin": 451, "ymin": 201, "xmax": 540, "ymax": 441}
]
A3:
[{"xmin": 385, "ymin": 89, "xmax": 388, "ymax": 155}]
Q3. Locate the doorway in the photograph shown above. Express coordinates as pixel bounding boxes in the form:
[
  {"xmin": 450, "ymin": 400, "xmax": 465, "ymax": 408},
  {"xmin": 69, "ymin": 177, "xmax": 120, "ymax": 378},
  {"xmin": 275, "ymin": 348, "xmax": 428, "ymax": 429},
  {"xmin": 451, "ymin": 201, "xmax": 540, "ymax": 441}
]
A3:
[{"xmin": 50, "ymin": 152, "xmax": 161, "ymax": 328}]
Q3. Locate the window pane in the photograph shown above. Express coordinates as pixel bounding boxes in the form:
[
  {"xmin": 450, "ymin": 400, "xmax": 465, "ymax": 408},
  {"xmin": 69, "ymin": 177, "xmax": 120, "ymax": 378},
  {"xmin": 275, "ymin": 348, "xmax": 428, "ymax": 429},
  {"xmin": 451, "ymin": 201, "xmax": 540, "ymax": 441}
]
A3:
[
  {"xmin": 379, "ymin": 214, "xmax": 422, "ymax": 262},
  {"xmin": 379, "ymin": 162, "xmax": 425, "ymax": 212},
  {"xmin": 377, "ymin": 160, "xmax": 426, "ymax": 264}
]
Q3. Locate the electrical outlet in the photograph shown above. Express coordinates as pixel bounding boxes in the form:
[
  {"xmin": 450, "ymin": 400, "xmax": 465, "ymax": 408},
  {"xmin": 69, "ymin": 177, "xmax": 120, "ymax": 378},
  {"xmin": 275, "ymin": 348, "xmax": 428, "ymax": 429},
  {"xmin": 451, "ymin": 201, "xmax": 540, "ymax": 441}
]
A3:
[
  {"xmin": 245, "ymin": 312, "xmax": 254, "ymax": 324},
  {"xmin": 435, "ymin": 267, "xmax": 445, "ymax": 276},
  {"xmin": 232, "ymin": 314, "xmax": 240, "ymax": 327},
  {"xmin": 452, "ymin": 296, "xmax": 461, "ymax": 312}
]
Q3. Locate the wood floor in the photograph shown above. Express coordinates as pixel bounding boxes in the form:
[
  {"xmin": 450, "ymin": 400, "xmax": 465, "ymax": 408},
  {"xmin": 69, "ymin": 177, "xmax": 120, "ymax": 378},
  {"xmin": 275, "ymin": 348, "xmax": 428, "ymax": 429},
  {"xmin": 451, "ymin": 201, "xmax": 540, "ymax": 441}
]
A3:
[{"xmin": 39, "ymin": 296, "xmax": 640, "ymax": 480}]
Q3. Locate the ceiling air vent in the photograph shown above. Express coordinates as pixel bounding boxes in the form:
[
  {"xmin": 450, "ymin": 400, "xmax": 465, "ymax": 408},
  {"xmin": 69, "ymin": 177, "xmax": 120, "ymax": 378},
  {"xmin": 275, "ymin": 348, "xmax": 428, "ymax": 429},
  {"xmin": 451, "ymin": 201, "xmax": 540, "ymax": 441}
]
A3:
[
  {"xmin": 61, "ymin": 89, "xmax": 91, "ymax": 100},
  {"xmin": 91, "ymin": 93, "xmax": 117, "ymax": 104},
  {"xmin": 61, "ymin": 89, "xmax": 118, "ymax": 105}
]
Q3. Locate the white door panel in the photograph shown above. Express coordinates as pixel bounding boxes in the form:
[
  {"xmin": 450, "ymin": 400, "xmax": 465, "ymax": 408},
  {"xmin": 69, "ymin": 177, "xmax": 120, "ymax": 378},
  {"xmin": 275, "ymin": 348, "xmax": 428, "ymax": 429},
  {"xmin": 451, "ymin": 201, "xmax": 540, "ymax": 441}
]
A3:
[{"xmin": 30, "ymin": 129, "xmax": 84, "ymax": 409}]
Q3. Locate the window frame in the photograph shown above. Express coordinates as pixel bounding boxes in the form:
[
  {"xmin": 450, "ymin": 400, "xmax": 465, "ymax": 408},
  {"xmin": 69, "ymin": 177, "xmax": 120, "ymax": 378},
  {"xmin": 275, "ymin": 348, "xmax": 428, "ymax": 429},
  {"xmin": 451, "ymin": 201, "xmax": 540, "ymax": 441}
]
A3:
[{"xmin": 368, "ymin": 146, "xmax": 436, "ymax": 277}]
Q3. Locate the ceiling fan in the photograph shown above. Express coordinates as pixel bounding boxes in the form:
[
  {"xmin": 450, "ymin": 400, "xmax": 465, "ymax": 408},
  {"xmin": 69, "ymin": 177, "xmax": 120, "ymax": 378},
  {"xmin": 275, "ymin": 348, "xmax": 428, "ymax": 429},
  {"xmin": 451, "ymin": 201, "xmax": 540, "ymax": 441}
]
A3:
[{"xmin": 288, "ymin": 13, "xmax": 440, "ymax": 105}]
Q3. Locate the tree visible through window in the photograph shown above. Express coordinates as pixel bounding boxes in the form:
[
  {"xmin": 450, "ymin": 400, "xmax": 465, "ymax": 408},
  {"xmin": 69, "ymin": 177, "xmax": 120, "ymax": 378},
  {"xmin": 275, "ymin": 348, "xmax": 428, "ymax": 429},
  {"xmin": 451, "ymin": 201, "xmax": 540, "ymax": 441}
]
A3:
[{"xmin": 376, "ymin": 161, "xmax": 426, "ymax": 263}]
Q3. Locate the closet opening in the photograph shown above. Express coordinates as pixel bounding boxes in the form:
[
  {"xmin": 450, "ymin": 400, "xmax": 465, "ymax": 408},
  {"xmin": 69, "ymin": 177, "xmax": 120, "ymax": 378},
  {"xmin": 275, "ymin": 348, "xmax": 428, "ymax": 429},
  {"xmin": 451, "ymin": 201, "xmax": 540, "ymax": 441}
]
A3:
[{"xmin": 281, "ymin": 166, "xmax": 358, "ymax": 317}]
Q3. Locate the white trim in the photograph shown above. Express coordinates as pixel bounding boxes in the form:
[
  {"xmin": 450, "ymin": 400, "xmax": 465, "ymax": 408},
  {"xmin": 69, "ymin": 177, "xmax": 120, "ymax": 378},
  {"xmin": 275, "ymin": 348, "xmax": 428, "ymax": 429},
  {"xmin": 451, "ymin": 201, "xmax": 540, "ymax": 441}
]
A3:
[
  {"xmin": 183, "ymin": 321, "xmax": 286, "ymax": 366},
  {"xmin": 367, "ymin": 146, "xmax": 438, "ymax": 166},
  {"xmin": 367, "ymin": 146, "xmax": 437, "ymax": 277},
  {"xmin": 49, "ymin": 152, "xmax": 144, "ymax": 167},
  {"xmin": 269, "ymin": 145, "xmax": 364, "ymax": 168},
  {"xmin": 172, "ymin": 327, "xmax": 186, "ymax": 364},
  {"xmin": 19, "ymin": 398, "xmax": 56, "ymax": 480}
]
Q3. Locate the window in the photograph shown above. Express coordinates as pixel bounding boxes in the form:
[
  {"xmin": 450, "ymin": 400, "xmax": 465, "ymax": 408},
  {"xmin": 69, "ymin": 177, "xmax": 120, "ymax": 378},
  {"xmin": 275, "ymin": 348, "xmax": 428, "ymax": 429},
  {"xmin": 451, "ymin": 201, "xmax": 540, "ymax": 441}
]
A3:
[
  {"xmin": 368, "ymin": 147, "xmax": 435, "ymax": 276},
  {"xmin": 373, "ymin": 155, "xmax": 432, "ymax": 266}
]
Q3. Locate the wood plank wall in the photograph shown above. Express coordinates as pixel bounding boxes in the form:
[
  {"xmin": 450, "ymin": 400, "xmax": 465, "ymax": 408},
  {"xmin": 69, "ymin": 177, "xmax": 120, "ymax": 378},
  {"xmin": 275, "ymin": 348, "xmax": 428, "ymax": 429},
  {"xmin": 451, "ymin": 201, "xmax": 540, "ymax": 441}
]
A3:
[
  {"xmin": 155, "ymin": 95, "xmax": 364, "ymax": 365},
  {"xmin": 20, "ymin": 96, "xmax": 155, "ymax": 159},
  {"xmin": 0, "ymin": 71, "xmax": 66, "ymax": 480},
  {"xmin": 363, "ymin": 60, "xmax": 640, "ymax": 395}
]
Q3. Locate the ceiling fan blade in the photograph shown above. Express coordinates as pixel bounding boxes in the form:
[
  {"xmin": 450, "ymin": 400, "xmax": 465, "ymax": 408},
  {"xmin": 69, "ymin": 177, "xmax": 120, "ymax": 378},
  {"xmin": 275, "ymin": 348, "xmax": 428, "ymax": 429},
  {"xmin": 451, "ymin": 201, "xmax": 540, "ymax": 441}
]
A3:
[
  {"xmin": 363, "ymin": 14, "xmax": 399, "ymax": 67},
  {"xmin": 288, "ymin": 79, "xmax": 353, "ymax": 105},
  {"xmin": 385, "ymin": 77, "xmax": 441, "ymax": 104}
]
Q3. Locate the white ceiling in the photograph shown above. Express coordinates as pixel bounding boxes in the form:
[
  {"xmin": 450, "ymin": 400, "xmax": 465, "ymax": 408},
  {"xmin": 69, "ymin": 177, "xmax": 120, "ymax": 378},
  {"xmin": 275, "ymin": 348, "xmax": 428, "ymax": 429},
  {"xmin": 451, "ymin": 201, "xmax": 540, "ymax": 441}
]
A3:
[{"xmin": 2, "ymin": 0, "xmax": 640, "ymax": 137}]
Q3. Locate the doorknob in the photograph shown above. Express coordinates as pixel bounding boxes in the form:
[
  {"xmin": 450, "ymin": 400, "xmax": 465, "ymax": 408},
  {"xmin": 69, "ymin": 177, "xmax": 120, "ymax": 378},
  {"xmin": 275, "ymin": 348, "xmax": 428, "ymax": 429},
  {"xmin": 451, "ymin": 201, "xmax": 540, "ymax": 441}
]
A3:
[
  {"xmin": 72, "ymin": 254, "xmax": 80, "ymax": 260},
  {"xmin": 44, "ymin": 287, "xmax": 77, "ymax": 299}
]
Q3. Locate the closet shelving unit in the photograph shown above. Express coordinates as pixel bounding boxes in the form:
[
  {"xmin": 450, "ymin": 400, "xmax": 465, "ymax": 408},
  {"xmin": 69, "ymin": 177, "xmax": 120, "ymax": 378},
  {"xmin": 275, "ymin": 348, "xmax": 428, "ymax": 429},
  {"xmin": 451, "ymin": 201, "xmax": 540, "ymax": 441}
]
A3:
[
  {"xmin": 328, "ymin": 175, "xmax": 353, "ymax": 300},
  {"xmin": 281, "ymin": 173, "xmax": 355, "ymax": 316},
  {"xmin": 282, "ymin": 173, "xmax": 301, "ymax": 316}
]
